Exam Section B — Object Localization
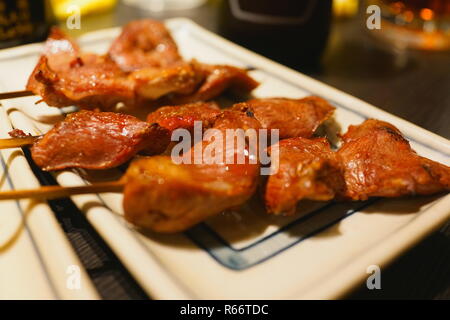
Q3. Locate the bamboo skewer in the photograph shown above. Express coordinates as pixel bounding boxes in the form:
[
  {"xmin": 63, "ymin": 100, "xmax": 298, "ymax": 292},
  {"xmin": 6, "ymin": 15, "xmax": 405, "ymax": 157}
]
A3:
[
  {"xmin": 0, "ymin": 136, "xmax": 40, "ymax": 149},
  {"xmin": 0, "ymin": 90, "xmax": 34, "ymax": 100},
  {"xmin": 0, "ymin": 180, "xmax": 125, "ymax": 201}
]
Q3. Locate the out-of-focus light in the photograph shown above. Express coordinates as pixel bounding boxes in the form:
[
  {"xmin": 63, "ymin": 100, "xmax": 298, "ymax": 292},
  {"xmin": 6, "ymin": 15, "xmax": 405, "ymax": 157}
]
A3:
[
  {"xmin": 420, "ymin": 8, "xmax": 434, "ymax": 21},
  {"xmin": 51, "ymin": 0, "xmax": 117, "ymax": 20},
  {"xmin": 391, "ymin": 1, "xmax": 405, "ymax": 15},
  {"xmin": 333, "ymin": 0, "xmax": 358, "ymax": 18},
  {"xmin": 403, "ymin": 10, "xmax": 414, "ymax": 23}
]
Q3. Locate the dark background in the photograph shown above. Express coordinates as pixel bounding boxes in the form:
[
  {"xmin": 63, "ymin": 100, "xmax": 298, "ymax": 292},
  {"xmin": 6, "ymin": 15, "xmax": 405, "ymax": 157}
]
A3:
[{"xmin": 60, "ymin": 0, "xmax": 450, "ymax": 299}]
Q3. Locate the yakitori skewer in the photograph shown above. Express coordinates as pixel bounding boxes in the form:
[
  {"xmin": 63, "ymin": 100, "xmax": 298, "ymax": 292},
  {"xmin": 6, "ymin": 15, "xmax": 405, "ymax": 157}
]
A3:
[
  {"xmin": 265, "ymin": 119, "xmax": 450, "ymax": 214},
  {"xmin": 0, "ymin": 134, "xmax": 39, "ymax": 149},
  {"xmin": 0, "ymin": 119, "xmax": 449, "ymax": 232},
  {"xmin": 0, "ymin": 110, "xmax": 262, "ymax": 233},
  {"xmin": 0, "ymin": 97, "xmax": 335, "ymax": 172},
  {"xmin": 0, "ymin": 90, "xmax": 34, "ymax": 100},
  {"xmin": 0, "ymin": 180, "xmax": 124, "ymax": 201},
  {"xmin": 23, "ymin": 20, "xmax": 258, "ymax": 111},
  {"xmin": 2, "ymin": 102, "xmax": 220, "ymax": 171},
  {"xmin": 1, "ymin": 20, "xmax": 259, "ymax": 110}
]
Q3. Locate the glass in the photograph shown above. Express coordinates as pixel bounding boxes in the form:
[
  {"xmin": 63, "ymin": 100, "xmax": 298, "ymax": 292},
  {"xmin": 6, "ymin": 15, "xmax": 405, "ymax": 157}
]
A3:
[
  {"xmin": 367, "ymin": 0, "xmax": 450, "ymax": 50},
  {"xmin": 218, "ymin": 0, "xmax": 332, "ymax": 69}
]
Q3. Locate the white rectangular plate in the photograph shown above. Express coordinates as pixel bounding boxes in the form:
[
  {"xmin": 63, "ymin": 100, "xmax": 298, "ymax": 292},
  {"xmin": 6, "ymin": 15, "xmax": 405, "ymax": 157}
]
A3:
[{"xmin": 0, "ymin": 18, "xmax": 449, "ymax": 299}]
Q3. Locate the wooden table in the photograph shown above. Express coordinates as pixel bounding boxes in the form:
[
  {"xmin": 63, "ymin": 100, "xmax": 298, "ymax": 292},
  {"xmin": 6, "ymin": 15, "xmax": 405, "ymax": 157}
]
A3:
[{"xmin": 62, "ymin": 0, "xmax": 450, "ymax": 300}]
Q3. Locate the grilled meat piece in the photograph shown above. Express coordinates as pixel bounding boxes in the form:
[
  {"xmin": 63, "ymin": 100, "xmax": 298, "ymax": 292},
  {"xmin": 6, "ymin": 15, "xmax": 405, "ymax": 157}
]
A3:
[
  {"xmin": 28, "ymin": 102, "xmax": 222, "ymax": 171},
  {"xmin": 232, "ymin": 96, "xmax": 334, "ymax": 139},
  {"xmin": 338, "ymin": 119, "xmax": 450, "ymax": 200},
  {"xmin": 147, "ymin": 102, "xmax": 221, "ymax": 134},
  {"xmin": 265, "ymin": 137, "xmax": 344, "ymax": 215},
  {"xmin": 8, "ymin": 129, "xmax": 31, "ymax": 138},
  {"xmin": 26, "ymin": 28, "xmax": 203, "ymax": 110},
  {"xmin": 26, "ymin": 28, "xmax": 138, "ymax": 110},
  {"xmin": 168, "ymin": 64, "xmax": 259, "ymax": 104},
  {"xmin": 31, "ymin": 110, "xmax": 169, "ymax": 171},
  {"xmin": 28, "ymin": 55, "xmax": 138, "ymax": 110},
  {"xmin": 123, "ymin": 111, "xmax": 261, "ymax": 233},
  {"xmin": 26, "ymin": 24, "xmax": 258, "ymax": 110},
  {"xmin": 108, "ymin": 19, "xmax": 182, "ymax": 72}
]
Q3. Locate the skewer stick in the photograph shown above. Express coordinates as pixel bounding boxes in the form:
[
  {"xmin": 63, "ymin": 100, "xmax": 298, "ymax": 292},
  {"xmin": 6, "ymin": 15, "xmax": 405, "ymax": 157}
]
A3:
[
  {"xmin": 0, "ymin": 180, "xmax": 125, "ymax": 201},
  {"xmin": 0, "ymin": 136, "xmax": 40, "ymax": 149},
  {"xmin": 0, "ymin": 90, "xmax": 34, "ymax": 100}
]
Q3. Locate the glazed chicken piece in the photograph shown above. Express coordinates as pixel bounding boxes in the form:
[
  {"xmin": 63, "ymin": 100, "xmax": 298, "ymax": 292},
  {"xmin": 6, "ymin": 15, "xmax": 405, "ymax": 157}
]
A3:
[
  {"xmin": 146, "ymin": 101, "xmax": 221, "ymax": 134},
  {"xmin": 338, "ymin": 119, "xmax": 450, "ymax": 200},
  {"xmin": 28, "ymin": 55, "xmax": 136, "ymax": 110},
  {"xmin": 27, "ymin": 28, "xmax": 135, "ymax": 110},
  {"xmin": 27, "ymin": 25, "xmax": 258, "ymax": 110},
  {"xmin": 108, "ymin": 21, "xmax": 258, "ymax": 103},
  {"xmin": 108, "ymin": 19, "xmax": 182, "ymax": 72},
  {"xmin": 147, "ymin": 101, "xmax": 222, "ymax": 155},
  {"xmin": 168, "ymin": 63, "xmax": 260, "ymax": 105},
  {"xmin": 28, "ymin": 102, "xmax": 223, "ymax": 171},
  {"xmin": 231, "ymin": 96, "xmax": 335, "ymax": 139},
  {"xmin": 123, "ymin": 110, "xmax": 262, "ymax": 233},
  {"xmin": 26, "ymin": 27, "xmax": 202, "ymax": 110},
  {"xmin": 129, "ymin": 61, "xmax": 203, "ymax": 101},
  {"xmin": 265, "ymin": 137, "xmax": 344, "ymax": 215},
  {"xmin": 31, "ymin": 110, "xmax": 169, "ymax": 171}
]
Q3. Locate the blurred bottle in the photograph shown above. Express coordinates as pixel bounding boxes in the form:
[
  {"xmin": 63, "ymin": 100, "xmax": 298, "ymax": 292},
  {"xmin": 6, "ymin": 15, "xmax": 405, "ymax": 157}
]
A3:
[
  {"xmin": 333, "ymin": 0, "xmax": 359, "ymax": 18},
  {"xmin": 367, "ymin": 0, "xmax": 450, "ymax": 50},
  {"xmin": 50, "ymin": 0, "xmax": 117, "ymax": 20},
  {"xmin": 0, "ymin": 0, "xmax": 55, "ymax": 49},
  {"xmin": 218, "ymin": 0, "xmax": 332, "ymax": 69}
]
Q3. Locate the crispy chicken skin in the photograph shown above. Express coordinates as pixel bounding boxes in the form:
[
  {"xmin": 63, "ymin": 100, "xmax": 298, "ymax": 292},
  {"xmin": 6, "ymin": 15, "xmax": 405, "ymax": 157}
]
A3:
[
  {"xmin": 231, "ymin": 96, "xmax": 335, "ymax": 139},
  {"xmin": 31, "ymin": 110, "xmax": 169, "ymax": 171},
  {"xmin": 265, "ymin": 137, "xmax": 344, "ymax": 215},
  {"xmin": 338, "ymin": 119, "xmax": 450, "ymax": 200},
  {"xmin": 108, "ymin": 19, "xmax": 182, "ymax": 72},
  {"xmin": 123, "ymin": 111, "xmax": 261, "ymax": 233},
  {"xmin": 147, "ymin": 101, "xmax": 221, "ymax": 133}
]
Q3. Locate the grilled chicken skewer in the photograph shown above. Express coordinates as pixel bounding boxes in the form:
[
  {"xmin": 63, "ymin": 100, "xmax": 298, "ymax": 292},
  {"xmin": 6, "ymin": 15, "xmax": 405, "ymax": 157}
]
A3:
[
  {"xmin": 6, "ymin": 102, "xmax": 220, "ymax": 171},
  {"xmin": 0, "ymin": 110, "xmax": 262, "ymax": 233},
  {"xmin": 338, "ymin": 119, "xmax": 450, "ymax": 200},
  {"xmin": 265, "ymin": 137, "xmax": 345, "ymax": 215},
  {"xmin": 26, "ymin": 27, "xmax": 198, "ymax": 110},
  {"xmin": 2, "ymin": 96, "xmax": 334, "ymax": 171},
  {"xmin": 124, "ymin": 110, "xmax": 262, "ymax": 232},
  {"xmin": 0, "ymin": 96, "xmax": 334, "ymax": 232},
  {"xmin": 21, "ymin": 20, "xmax": 258, "ymax": 111},
  {"xmin": 265, "ymin": 119, "xmax": 450, "ymax": 214},
  {"xmin": 1, "ymin": 119, "xmax": 449, "ymax": 232}
]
